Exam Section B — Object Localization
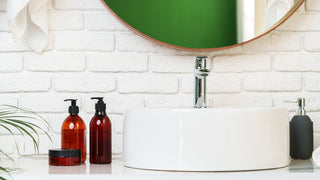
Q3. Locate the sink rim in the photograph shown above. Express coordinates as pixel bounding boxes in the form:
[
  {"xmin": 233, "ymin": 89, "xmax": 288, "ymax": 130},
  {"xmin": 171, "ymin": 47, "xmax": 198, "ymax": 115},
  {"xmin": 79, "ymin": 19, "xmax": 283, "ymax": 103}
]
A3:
[{"xmin": 127, "ymin": 107, "xmax": 288, "ymax": 112}]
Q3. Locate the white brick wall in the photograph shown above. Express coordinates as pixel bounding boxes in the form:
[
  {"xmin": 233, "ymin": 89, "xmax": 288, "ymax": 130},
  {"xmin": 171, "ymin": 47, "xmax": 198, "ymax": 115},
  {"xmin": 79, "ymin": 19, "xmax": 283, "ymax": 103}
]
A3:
[
  {"xmin": 1, "ymin": 0, "xmax": 320, "ymax": 156},
  {"xmin": 118, "ymin": 74, "xmax": 178, "ymax": 94},
  {"xmin": 244, "ymin": 72, "xmax": 302, "ymax": 92},
  {"xmin": 213, "ymin": 54, "xmax": 271, "ymax": 72},
  {"xmin": 55, "ymin": 32, "xmax": 115, "ymax": 51},
  {"xmin": 25, "ymin": 52, "xmax": 86, "ymax": 71},
  {"xmin": 54, "ymin": 73, "xmax": 115, "ymax": 92},
  {"xmin": 87, "ymin": 53, "xmax": 148, "ymax": 72},
  {"xmin": 49, "ymin": 11, "xmax": 84, "ymax": 31}
]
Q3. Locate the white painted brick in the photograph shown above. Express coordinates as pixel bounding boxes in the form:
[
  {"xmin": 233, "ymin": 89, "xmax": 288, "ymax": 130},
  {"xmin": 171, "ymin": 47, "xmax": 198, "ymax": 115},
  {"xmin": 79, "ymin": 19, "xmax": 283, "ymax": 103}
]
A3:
[
  {"xmin": 47, "ymin": 113, "xmax": 65, "ymax": 134},
  {"xmin": 0, "ymin": 73, "xmax": 51, "ymax": 92},
  {"xmin": 87, "ymin": 53, "xmax": 148, "ymax": 72},
  {"xmin": 0, "ymin": 13, "xmax": 9, "ymax": 31},
  {"xmin": 44, "ymin": 33, "xmax": 54, "ymax": 51},
  {"xmin": 55, "ymin": 73, "xmax": 115, "ymax": 92},
  {"xmin": 242, "ymin": 34, "xmax": 272, "ymax": 51},
  {"xmin": 279, "ymin": 13, "xmax": 320, "ymax": 31},
  {"xmin": 0, "ymin": 0, "xmax": 6, "ymax": 11},
  {"xmin": 306, "ymin": 0, "xmax": 320, "ymax": 11},
  {"xmin": 49, "ymin": 11, "xmax": 84, "ymax": 31},
  {"xmin": 307, "ymin": 112, "xmax": 320, "ymax": 133},
  {"xmin": 38, "ymin": 134, "xmax": 60, "ymax": 154},
  {"xmin": 47, "ymin": 0, "xmax": 52, "ymax": 10},
  {"xmin": 55, "ymin": 0, "xmax": 105, "ymax": 10},
  {"xmin": 213, "ymin": 54, "xmax": 271, "ymax": 72},
  {"xmin": 21, "ymin": 93, "xmax": 81, "ymax": 113},
  {"xmin": 86, "ymin": 12, "xmax": 125, "ymax": 31},
  {"xmin": 55, "ymin": 32, "xmax": 114, "ymax": 51},
  {"xmin": 305, "ymin": 95, "xmax": 320, "ymax": 112},
  {"xmin": 305, "ymin": 32, "xmax": 320, "ymax": 51},
  {"xmin": 118, "ymin": 74, "xmax": 178, "ymax": 94},
  {"xmin": 181, "ymin": 74, "xmax": 241, "ymax": 93},
  {"xmin": 117, "ymin": 33, "xmax": 176, "ymax": 53},
  {"xmin": 13, "ymin": 134, "xmax": 53, "ymax": 155},
  {"xmin": 0, "ymin": 53, "xmax": 23, "ymax": 72},
  {"xmin": 84, "ymin": 93, "xmax": 145, "ymax": 114},
  {"xmin": 80, "ymin": 112, "xmax": 94, "ymax": 125},
  {"xmin": 109, "ymin": 114, "xmax": 124, "ymax": 134},
  {"xmin": 273, "ymin": 93, "xmax": 306, "ymax": 111},
  {"xmin": 211, "ymin": 94, "xmax": 273, "ymax": 108},
  {"xmin": 112, "ymin": 134, "xmax": 122, "ymax": 155},
  {"xmin": 274, "ymin": 93, "xmax": 320, "ymax": 112},
  {"xmin": 180, "ymin": 75, "xmax": 193, "ymax": 93},
  {"xmin": 243, "ymin": 32, "xmax": 301, "ymax": 52},
  {"xmin": 0, "ymin": 135, "xmax": 15, "ymax": 154},
  {"xmin": 244, "ymin": 72, "xmax": 302, "ymax": 92},
  {"xmin": 208, "ymin": 74, "xmax": 241, "ymax": 93},
  {"xmin": 0, "ymin": 94, "xmax": 18, "ymax": 106},
  {"xmin": 270, "ymin": 32, "xmax": 301, "ymax": 51},
  {"xmin": 150, "ymin": 55, "xmax": 194, "ymax": 73},
  {"xmin": 275, "ymin": 53, "xmax": 320, "ymax": 71},
  {"xmin": 305, "ymin": 73, "xmax": 320, "ymax": 91},
  {"xmin": 0, "ymin": 112, "xmax": 49, "ymax": 136},
  {"xmin": 146, "ymin": 94, "xmax": 193, "ymax": 108},
  {"xmin": 0, "ymin": 32, "xmax": 31, "ymax": 52},
  {"xmin": 25, "ymin": 52, "xmax": 85, "ymax": 72}
]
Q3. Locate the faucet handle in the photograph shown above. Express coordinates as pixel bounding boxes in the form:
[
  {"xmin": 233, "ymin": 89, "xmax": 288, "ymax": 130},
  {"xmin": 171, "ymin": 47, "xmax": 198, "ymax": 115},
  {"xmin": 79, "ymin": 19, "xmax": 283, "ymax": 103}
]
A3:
[
  {"xmin": 194, "ymin": 56, "xmax": 211, "ymax": 78},
  {"xmin": 195, "ymin": 56, "xmax": 210, "ymax": 69}
]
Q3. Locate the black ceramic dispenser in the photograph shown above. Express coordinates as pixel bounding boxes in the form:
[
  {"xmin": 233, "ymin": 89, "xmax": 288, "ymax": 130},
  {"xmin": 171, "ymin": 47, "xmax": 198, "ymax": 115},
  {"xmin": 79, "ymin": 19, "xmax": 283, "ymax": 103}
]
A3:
[{"xmin": 289, "ymin": 98, "xmax": 313, "ymax": 159}]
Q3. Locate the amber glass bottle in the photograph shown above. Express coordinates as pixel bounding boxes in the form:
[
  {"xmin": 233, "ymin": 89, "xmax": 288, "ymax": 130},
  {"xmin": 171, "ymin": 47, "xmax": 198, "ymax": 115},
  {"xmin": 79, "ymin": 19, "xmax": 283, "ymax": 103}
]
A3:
[
  {"xmin": 90, "ymin": 97, "xmax": 111, "ymax": 164},
  {"xmin": 61, "ymin": 99, "xmax": 87, "ymax": 163}
]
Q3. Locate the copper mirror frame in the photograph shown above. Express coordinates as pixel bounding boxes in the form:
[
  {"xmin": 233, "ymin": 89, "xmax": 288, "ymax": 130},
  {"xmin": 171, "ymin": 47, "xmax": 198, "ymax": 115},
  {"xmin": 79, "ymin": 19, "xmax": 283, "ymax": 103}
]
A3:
[{"xmin": 100, "ymin": 0, "xmax": 305, "ymax": 51}]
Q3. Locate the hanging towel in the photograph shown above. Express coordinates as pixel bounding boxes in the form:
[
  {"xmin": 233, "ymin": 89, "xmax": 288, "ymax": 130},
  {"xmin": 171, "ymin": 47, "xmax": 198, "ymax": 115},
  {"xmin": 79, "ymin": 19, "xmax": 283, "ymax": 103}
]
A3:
[
  {"xmin": 264, "ymin": 0, "xmax": 294, "ymax": 30},
  {"xmin": 7, "ymin": 0, "xmax": 49, "ymax": 53}
]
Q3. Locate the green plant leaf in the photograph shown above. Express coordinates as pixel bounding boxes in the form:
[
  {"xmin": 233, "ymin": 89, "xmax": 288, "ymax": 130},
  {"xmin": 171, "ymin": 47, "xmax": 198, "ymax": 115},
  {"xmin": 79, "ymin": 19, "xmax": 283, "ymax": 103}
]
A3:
[{"xmin": 0, "ymin": 104, "xmax": 52, "ymax": 176}]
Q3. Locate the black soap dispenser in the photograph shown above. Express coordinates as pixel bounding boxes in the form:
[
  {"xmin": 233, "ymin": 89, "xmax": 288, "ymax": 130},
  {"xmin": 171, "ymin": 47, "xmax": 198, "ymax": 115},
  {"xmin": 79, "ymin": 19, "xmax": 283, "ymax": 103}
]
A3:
[{"xmin": 290, "ymin": 98, "xmax": 313, "ymax": 159}]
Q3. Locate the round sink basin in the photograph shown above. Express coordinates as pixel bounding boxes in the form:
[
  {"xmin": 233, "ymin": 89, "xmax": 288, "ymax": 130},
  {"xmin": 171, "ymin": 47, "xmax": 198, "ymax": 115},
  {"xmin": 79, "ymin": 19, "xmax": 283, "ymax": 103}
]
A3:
[{"xmin": 123, "ymin": 108, "xmax": 289, "ymax": 171}]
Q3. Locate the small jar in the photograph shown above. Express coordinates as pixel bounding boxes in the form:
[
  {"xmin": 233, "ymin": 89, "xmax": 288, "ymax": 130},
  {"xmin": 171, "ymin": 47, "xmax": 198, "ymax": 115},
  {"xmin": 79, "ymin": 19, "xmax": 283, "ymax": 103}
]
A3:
[{"xmin": 49, "ymin": 149, "xmax": 81, "ymax": 166}]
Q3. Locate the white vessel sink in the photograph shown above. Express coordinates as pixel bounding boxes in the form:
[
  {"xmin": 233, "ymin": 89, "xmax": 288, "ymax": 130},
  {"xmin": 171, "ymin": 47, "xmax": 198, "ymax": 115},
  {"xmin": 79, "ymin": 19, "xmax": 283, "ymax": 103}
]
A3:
[{"xmin": 123, "ymin": 108, "xmax": 289, "ymax": 171}]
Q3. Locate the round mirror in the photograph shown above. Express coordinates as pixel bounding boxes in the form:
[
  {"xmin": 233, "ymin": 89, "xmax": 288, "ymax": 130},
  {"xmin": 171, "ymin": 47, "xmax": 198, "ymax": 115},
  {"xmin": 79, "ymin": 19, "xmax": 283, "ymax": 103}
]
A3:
[{"xmin": 101, "ymin": 0, "xmax": 304, "ymax": 51}]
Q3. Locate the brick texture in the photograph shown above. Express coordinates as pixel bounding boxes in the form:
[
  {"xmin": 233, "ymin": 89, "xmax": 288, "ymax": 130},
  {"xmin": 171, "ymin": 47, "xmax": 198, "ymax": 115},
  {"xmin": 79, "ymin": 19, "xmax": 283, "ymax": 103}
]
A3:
[
  {"xmin": 87, "ymin": 53, "xmax": 148, "ymax": 72},
  {"xmin": 55, "ymin": 32, "xmax": 114, "ymax": 51},
  {"xmin": 244, "ymin": 73, "xmax": 302, "ymax": 92},
  {"xmin": 54, "ymin": 73, "xmax": 115, "ymax": 92},
  {"xmin": 25, "ymin": 52, "xmax": 86, "ymax": 72},
  {"xmin": 118, "ymin": 74, "xmax": 178, "ymax": 94}
]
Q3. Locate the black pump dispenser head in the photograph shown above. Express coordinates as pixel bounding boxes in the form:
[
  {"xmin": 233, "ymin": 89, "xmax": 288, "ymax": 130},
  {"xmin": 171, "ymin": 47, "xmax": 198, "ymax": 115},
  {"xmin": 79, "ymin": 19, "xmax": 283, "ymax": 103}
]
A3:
[
  {"xmin": 91, "ymin": 97, "xmax": 106, "ymax": 112},
  {"xmin": 64, "ymin": 99, "xmax": 79, "ymax": 115}
]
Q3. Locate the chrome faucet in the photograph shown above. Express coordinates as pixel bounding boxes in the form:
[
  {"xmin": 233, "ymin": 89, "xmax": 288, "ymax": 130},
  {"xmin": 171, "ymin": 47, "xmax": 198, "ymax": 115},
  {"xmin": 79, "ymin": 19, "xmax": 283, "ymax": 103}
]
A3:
[{"xmin": 194, "ymin": 56, "xmax": 211, "ymax": 108}]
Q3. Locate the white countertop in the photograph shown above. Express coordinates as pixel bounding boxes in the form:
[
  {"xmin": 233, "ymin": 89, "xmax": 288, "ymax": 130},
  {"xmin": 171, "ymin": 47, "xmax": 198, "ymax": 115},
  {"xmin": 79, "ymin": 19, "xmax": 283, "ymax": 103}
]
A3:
[{"xmin": 2, "ymin": 157, "xmax": 320, "ymax": 180}]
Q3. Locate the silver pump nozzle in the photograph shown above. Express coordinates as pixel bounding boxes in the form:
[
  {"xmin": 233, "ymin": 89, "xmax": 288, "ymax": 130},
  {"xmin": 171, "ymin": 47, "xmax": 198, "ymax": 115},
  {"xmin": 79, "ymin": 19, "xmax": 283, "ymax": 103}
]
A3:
[
  {"xmin": 297, "ymin": 98, "xmax": 306, "ymax": 115},
  {"xmin": 284, "ymin": 98, "xmax": 306, "ymax": 115}
]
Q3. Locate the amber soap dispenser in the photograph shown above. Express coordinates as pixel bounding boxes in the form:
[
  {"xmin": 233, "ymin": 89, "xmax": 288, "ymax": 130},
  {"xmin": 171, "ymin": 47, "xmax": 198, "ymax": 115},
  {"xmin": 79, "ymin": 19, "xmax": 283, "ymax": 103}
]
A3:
[
  {"xmin": 90, "ymin": 97, "xmax": 112, "ymax": 164},
  {"xmin": 61, "ymin": 99, "xmax": 87, "ymax": 163}
]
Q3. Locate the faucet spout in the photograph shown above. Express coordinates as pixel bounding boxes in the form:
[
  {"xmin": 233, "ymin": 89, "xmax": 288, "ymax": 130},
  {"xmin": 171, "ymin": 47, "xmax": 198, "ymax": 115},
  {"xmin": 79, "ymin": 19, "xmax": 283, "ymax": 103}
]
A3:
[{"xmin": 194, "ymin": 56, "xmax": 210, "ymax": 108}]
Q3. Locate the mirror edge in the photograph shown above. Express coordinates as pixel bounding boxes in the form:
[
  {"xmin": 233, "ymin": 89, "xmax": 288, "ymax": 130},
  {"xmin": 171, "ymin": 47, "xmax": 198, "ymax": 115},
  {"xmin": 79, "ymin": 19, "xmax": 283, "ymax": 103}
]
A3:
[{"xmin": 100, "ymin": 0, "xmax": 305, "ymax": 52}]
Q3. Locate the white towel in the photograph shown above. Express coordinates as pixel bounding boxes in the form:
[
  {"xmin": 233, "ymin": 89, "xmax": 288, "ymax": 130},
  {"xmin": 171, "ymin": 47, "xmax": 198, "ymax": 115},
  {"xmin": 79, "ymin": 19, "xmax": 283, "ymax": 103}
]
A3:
[
  {"xmin": 264, "ymin": 0, "xmax": 294, "ymax": 30},
  {"xmin": 7, "ymin": 0, "xmax": 49, "ymax": 53}
]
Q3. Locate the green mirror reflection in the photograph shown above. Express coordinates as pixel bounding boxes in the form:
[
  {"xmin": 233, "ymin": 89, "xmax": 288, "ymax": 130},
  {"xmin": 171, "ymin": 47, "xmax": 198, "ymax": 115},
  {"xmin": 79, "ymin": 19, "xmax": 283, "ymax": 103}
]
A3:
[{"xmin": 103, "ymin": 0, "xmax": 304, "ymax": 50}]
